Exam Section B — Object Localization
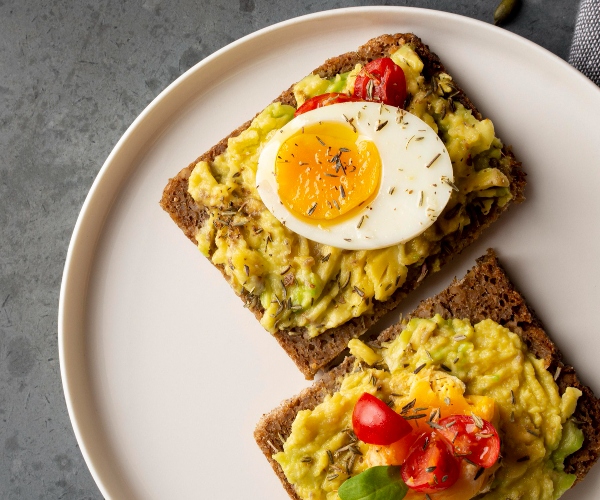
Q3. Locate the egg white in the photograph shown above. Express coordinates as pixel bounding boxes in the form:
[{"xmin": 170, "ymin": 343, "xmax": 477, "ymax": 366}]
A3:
[{"xmin": 256, "ymin": 101, "xmax": 453, "ymax": 250}]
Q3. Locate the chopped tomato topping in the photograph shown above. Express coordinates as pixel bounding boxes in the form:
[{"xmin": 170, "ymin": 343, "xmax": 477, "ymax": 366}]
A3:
[
  {"xmin": 352, "ymin": 393, "xmax": 413, "ymax": 445},
  {"xmin": 353, "ymin": 57, "xmax": 407, "ymax": 107},
  {"xmin": 294, "ymin": 93, "xmax": 362, "ymax": 116},
  {"xmin": 401, "ymin": 432, "xmax": 461, "ymax": 493},
  {"xmin": 435, "ymin": 415, "xmax": 501, "ymax": 468}
]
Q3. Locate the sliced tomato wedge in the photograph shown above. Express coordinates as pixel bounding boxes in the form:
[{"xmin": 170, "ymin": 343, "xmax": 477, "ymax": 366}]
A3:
[
  {"xmin": 294, "ymin": 92, "xmax": 362, "ymax": 116},
  {"xmin": 352, "ymin": 393, "xmax": 413, "ymax": 445},
  {"xmin": 401, "ymin": 432, "xmax": 460, "ymax": 493},
  {"xmin": 435, "ymin": 415, "xmax": 501, "ymax": 468},
  {"xmin": 353, "ymin": 57, "xmax": 407, "ymax": 108}
]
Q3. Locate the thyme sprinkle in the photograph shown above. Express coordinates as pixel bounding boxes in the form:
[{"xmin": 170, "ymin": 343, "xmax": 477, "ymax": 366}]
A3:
[
  {"xmin": 414, "ymin": 363, "xmax": 426, "ymax": 374},
  {"xmin": 366, "ymin": 79, "xmax": 374, "ymax": 100},
  {"xmin": 307, "ymin": 202, "xmax": 318, "ymax": 216},
  {"xmin": 343, "ymin": 114, "xmax": 356, "ymax": 133},
  {"xmin": 441, "ymin": 176, "xmax": 459, "ymax": 191},
  {"xmin": 401, "ymin": 399, "xmax": 416, "ymax": 414},
  {"xmin": 404, "ymin": 413, "xmax": 427, "ymax": 420},
  {"xmin": 316, "ymin": 136, "xmax": 326, "ymax": 146},
  {"xmin": 425, "ymin": 153, "xmax": 441, "ymax": 168},
  {"xmin": 376, "ymin": 120, "xmax": 388, "ymax": 131},
  {"xmin": 347, "ymin": 453, "xmax": 356, "ymax": 474},
  {"xmin": 417, "ymin": 263, "xmax": 428, "ymax": 283},
  {"xmin": 471, "ymin": 412, "xmax": 484, "ymax": 429}
]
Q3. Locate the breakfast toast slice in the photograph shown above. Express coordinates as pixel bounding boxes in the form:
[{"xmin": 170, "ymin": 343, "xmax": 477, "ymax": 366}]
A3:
[
  {"xmin": 254, "ymin": 250, "xmax": 600, "ymax": 499},
  {"xmin": 161, "ymin": 33, "xmax": 526, "ymax": 379}
]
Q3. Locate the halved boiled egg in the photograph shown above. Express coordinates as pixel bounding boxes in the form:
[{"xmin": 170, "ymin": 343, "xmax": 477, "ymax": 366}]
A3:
[{"xmin": 256, "ymin": 101, "xmax": 453, "ymax": 250}]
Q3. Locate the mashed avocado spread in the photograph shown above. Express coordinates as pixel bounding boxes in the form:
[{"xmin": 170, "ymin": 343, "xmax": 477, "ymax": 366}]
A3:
[
  {"xmin": 274, "ymin": 316, "xmax": 583, "ymax": 500},
  {"xmin": 187, "ymin": 43, "xmax": 513, "ymax": 337}
]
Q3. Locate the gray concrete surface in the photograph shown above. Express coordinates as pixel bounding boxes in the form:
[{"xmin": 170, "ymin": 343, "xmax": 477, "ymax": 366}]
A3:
[{"xmin": 0, "ymin": 0, "xmax": 580, "ymax": 498}]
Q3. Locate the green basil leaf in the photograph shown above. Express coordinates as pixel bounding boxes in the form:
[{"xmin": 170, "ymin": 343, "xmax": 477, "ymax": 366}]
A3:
[{"xmin": 337, "ymin": 466, "xmax": 408, "ymax": 500}]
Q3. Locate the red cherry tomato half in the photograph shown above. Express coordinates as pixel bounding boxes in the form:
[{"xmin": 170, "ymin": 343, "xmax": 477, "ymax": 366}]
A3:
[
  {"xmin": 401, "ymin": 432, "xmax": 460, "ymax": 493},
  {"xmin": 294, "ymin": 92, "xmax": 362, "ymax": 116},
  {"xmin": 435, "ymin": 415, "xmax": 501, "ymax": 468},
  {"xmin": 352, "ymin": 393, "xmax": 413, "ymax": 445},
  {"xmin": 353, "ymin": 58, "xmax": 407, "ymax": 108}
]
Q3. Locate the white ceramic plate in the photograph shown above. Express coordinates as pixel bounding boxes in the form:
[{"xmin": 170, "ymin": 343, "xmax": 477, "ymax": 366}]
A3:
[{"xmin": 59, "ymin": 6, "xmax": 600, "ymax": 499}]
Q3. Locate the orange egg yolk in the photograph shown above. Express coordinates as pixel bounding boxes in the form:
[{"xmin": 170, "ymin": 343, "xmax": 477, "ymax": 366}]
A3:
[{"xmin": 275, "ymin": 122, "xmax": 381, "ymax": 223}]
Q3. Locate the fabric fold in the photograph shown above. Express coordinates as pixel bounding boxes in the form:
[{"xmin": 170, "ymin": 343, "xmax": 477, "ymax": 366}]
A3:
[{"xmin": 569, "ymin": 0, "xmax": 600, "ymax": 85}]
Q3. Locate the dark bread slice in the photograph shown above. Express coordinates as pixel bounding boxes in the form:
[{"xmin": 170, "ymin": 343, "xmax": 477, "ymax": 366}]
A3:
[
  {"xmin": 254, "ymin": 250, "xmax": 600, "ymax": 498},
  {"xmin": 161, "ymin": 33, "xmax": 527, "ymax": 379}
]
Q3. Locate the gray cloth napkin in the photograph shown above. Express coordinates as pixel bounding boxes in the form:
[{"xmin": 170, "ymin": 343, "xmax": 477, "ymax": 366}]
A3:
[{"xmin": 569, "ymin": 0, "xmax": 600, "ymax": 85}]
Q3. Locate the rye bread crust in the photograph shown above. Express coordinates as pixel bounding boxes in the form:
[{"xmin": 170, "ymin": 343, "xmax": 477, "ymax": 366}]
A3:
[
  {"xmin": 254, "ymin": 250, "xmax": 600, "ymax": 499},
  {"xmin": 160, "ymin": 33, "xmax": 526, "ymax": 379}
]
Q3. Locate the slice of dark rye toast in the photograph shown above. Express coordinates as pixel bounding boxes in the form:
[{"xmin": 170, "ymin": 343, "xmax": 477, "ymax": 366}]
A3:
[
  {"xmin": 254, "ymin": 250, "xmax": 600, "ymax": 498},
  {"xmin": 160, "ymin": 33, "xmax": 526, "ymax": 379}
]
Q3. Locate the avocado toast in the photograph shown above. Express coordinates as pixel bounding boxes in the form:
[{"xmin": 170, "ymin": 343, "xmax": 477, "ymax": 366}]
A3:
[
  {"xmin": 160, "ymin": 33, "xmax": 526, "ymax": 379},
  {"xmin": 254, "ymin": 250, "xmax": 600, "ymax": 499}
]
